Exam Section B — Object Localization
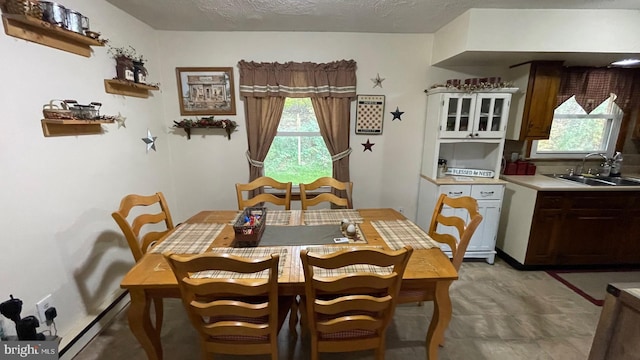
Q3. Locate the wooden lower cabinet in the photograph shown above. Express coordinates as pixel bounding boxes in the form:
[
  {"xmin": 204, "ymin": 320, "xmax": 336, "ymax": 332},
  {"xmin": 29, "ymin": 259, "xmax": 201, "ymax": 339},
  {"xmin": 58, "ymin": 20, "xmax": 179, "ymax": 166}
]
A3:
[
  {"xmin": 526, "ymin": 208, "xmax": 562, "ymax": 265},
  {"xmin": 618, "ymin": 203, "xmax": 640, "ymax": 264},
  {"xmin": 524, "ymin": 191, "xmax": 640, "ymax": 266}
]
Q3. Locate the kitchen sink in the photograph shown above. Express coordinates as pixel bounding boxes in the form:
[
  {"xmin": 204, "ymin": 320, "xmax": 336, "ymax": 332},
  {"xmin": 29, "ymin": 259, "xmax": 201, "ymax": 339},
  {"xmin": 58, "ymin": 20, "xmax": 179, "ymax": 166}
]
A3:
[{"xmin": 544, "ymin": 174, "xmax": 640, "ymax": 186}]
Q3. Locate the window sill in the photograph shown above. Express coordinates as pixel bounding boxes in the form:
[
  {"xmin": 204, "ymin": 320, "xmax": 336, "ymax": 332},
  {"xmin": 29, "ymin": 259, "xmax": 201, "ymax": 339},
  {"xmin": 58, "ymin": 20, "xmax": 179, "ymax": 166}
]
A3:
[{"xmin": 264, "ymin": 186, "xmax": 330, "ymax": 201}]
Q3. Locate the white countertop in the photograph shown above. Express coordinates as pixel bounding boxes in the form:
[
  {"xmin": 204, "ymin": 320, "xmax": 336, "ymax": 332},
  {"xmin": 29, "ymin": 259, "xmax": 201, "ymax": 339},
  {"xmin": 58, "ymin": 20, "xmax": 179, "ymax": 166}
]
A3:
[
  {"xmin": 501, "ymin": 174, "xmax": 640, "ymax": 191},
  {"xmin": 421, "ymin": 174, "xmax": 508, "ymax": 185}
]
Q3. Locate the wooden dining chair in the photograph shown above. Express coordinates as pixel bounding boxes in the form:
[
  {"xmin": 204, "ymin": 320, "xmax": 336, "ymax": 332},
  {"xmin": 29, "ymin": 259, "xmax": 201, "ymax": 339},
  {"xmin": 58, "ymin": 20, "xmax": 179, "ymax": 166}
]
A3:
[
  {"xmin": 236, "ymin": 176, "xmax": 293, "ymax": 210},
  {"xmin": 299, "ymin": 177, "xmax": 353, "ymax": 210},
  {"xmin": 164, "ymin": 252, "xmax": 294, "ymax": 360},
  {"xmin": 111, "ymin": 192, "xmax": 174, "ymax": 334},
  {"xmin": 397, "ymin": 194, "xmax": 482, "ymax": 342},
  {"xmin": 299, "ymin": 246, "xmax": 413, "ymax": 360}
]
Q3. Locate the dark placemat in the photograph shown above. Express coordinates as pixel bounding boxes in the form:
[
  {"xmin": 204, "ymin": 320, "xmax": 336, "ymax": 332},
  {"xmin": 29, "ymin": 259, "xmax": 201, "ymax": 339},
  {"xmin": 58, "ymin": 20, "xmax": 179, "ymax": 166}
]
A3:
[{"xmin": 259, "ymin": 225, "xmax": 343, "ymax": 246}]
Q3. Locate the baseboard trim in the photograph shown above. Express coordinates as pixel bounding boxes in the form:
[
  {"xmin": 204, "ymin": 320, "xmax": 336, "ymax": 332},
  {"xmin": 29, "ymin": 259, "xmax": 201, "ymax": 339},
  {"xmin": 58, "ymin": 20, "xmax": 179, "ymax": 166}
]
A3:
[
  {"xmin": 496, "ymin": 248, "xmax": 529, "ymax": 270},
  {"xmin": 58, "ymin": 291, "xmax": 130, "ymax": 360}
]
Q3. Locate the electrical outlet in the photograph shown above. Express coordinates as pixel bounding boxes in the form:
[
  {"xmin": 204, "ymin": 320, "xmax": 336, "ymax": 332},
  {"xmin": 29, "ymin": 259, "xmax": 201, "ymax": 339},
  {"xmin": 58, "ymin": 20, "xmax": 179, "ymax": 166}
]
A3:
[{"xmin": 36, "ymin": 295, "xmax": 53, "ymax": 324}]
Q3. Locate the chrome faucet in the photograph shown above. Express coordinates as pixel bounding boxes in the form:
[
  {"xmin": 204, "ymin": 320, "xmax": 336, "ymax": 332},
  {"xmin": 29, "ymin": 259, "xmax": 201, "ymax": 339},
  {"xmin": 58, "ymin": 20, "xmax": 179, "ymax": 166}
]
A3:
[{"xmin": 580, "ymin": 152, "xmax": 609, "ymax": 175}]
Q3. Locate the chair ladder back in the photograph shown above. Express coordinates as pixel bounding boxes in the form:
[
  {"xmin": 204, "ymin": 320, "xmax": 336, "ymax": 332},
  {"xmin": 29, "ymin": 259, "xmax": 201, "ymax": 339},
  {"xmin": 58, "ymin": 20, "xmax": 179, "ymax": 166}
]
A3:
[
  {"xmin": 428, "ymin": 193, "xmax": 483, "ymax": 271},
  {"xmin": 300, "ymin": 177, "xmax": 353, "ymax": 210},
  {"xmin": 112, "ymin": 192, "xmax": 174, "ymax": 262},
  {"xmin": 236, "ymin": 176, "xmax": 292, "ymax": 210},
  {"xmin": 165, "ymin": 252, "xmax": 287, "ymax": 359},
  {"xmin": 299, "ymin": 246, "xmax": 412, "ymax": 359}
]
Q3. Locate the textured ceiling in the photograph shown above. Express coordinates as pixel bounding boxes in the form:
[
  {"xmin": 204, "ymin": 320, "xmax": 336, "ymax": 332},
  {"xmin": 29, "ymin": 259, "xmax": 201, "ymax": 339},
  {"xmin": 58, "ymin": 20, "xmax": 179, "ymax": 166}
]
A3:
[{"xmin": 105, "ymin": 0, "xmax": 640, "ymax": 33}]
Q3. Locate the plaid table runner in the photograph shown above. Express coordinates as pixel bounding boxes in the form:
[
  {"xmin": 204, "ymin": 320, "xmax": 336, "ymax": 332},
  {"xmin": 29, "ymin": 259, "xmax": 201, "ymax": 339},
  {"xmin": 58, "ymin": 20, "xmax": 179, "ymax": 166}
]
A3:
[
  {"xmin": 303, "ymin": 209, "xmax": 363, "ymax": 225},
  {"xmin": 192, "ymin": 247, "xmax": 288, "ymax": 279},
  {"xmin": 231, "ymin": 210, "xmax": 301, "ymax": 226},
  {"xmin": 304, "ymin": 245, "xmax": 391, "ymax": 276},
  {"xmin": 371, "ymin": 220, "xmax": 440, "ymax": 250},
  {"xmin": 150, "ymin": 223, "xmax": 225, "ymax": 254}
]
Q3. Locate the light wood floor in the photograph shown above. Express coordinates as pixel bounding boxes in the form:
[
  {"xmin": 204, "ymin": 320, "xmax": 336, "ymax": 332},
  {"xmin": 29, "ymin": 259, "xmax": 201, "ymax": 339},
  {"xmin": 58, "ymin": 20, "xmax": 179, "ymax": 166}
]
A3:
[{"xmin": 73, "ymin": 258, "xmax": 602, "ymax": 360}]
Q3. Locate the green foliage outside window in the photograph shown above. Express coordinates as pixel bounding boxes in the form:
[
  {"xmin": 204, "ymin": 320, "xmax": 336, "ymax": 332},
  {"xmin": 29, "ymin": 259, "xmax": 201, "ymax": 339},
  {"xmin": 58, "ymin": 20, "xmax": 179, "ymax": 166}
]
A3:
[
  {"xmin": 264, "ymin": 98, "xmax": 332, "ymax": 184},
  {"xmin": 536, "ymin": 96, "xmax": 612, "ymax": 153}
]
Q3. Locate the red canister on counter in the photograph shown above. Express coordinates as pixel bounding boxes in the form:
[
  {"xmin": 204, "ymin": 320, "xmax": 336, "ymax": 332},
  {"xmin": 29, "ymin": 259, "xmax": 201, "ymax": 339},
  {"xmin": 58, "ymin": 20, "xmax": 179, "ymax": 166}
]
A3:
[
  {"xmin": 526, "ymin": 162, "xmax": 537, "ymax": 175},
  {"xmin": 516, "ymin": 160, "xmax": 528, "ymax": 175},
  {"xmin": 504, "ymin": 161, "xmax": 517, "ymax": 175}
]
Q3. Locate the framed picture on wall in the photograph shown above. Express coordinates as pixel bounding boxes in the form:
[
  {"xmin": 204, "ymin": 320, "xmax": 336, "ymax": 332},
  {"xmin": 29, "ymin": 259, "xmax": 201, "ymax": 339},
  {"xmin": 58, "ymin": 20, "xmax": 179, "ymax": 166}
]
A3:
[
  {"xmin": 355, "ymin": 95, "xmax": 385, "ymax": 134},
  {"xmin": 176, "ymin": 67, "xmax": 236, "ymax": 115}
]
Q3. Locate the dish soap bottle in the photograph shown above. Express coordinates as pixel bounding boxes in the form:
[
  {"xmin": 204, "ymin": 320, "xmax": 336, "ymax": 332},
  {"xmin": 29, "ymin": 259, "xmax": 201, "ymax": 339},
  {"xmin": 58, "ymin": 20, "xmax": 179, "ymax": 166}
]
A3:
[{"xmin": 610, "ymin": 151, "xmax": 623, "ymax": 177}]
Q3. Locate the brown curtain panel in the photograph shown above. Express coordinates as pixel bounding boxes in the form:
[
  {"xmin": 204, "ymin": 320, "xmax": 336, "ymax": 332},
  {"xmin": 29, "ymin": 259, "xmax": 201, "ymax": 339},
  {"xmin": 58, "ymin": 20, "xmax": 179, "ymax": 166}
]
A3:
[
  {"xmin": 238, "ymin": 60, "xmax": 357, "ymax": 185},
  {"xmin": 558, "ymin": 67, "xmax": 640, "ymax": 112},
  {"xmin": 557, "ymin": 67, "xmax": 640, "ymax": 150}
]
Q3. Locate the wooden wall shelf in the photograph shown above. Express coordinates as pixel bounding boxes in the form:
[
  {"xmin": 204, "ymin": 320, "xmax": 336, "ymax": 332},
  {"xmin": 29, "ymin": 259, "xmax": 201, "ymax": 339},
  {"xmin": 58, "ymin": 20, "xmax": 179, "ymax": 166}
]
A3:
[
  {"xmin": 41, "ymin": 119, "xmax": 114, "ymax": 137},
  {"xmin": 104, "ymin": 79, "xmax": 160, "ymax": 98},
  {"xmin": 1, "ymin": 14, "xmax": 104, "ymax": 57},
  {"xmin": 175, "ymin": 126, "xmax": 236, "ymax": 140}
]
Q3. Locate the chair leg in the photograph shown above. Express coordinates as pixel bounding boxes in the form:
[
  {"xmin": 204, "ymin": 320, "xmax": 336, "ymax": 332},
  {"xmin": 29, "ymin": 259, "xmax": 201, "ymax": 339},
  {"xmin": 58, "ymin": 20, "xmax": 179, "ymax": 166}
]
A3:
[
  {"xmin": 289, "ymin": 296, "xmax": 298, "ymax": 337},
  {"xmin": 298, "ymin": 297, "xmax": 308, "ymax": 335},
  {"xmin": 375, "ymin": 340, "xmax": 386, "ymax": 360},
  {"xmin": 153, "ymin": 297, "xmax": 163, "ymax": 335}
]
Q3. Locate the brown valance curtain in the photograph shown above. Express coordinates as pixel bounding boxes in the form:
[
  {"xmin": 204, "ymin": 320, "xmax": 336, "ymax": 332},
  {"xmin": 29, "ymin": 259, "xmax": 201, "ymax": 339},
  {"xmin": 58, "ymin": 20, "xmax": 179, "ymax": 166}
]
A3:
[
  {"xmin": 238, "ymin": 60, "xmax": 357, "ymax": 189},
  {"xmin": 238, "ymin": 60, "xmax": 357, "ymax": 98},
  {"xmin": 558, "ymin": 67, "xmax": 640, "ymax": 112}
]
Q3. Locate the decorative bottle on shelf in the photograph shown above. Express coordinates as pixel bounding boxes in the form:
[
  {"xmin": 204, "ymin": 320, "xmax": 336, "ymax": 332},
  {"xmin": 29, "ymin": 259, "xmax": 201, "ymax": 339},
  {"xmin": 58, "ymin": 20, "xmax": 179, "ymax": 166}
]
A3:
[
  {"xmin": 610, "ymin": 151, "xmax": 623, "ymax": 177},
  {"xmin": 133, "ymin": 60, "xmax": 147, "ymax": 84},
  {"xmin": 115, "ymin": 56, "xmax": 134, "ymax": 81}
]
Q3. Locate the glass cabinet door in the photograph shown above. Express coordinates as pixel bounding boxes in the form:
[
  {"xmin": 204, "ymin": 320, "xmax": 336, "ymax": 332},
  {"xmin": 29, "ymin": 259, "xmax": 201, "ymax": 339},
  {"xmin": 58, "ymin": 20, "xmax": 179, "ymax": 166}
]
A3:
[
  {"xmin": 473, "ymin": 94, "xmax": 510, "ymax": 138},
  {"xmin": 440, "ymin": 93, "xmax": 475, "ymax": 138}
]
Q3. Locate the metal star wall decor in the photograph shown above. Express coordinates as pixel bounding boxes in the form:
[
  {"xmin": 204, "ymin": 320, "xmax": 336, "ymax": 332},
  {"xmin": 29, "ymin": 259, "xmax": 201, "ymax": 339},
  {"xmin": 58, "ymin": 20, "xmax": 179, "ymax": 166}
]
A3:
[
  {"xmin": 391, "ymin": 107, "xmax": 405, "ymax": 121},
  {"xmin": 115, "ymin": 112, "xmax": 127, "ymax": 129},
  {"xmin": 371, "ymin": 73, "xmax": 385, "ymax": 88},
  {"xmin": 142, "ymin": 129, "xmax": 157, "ymax": 152},
  {"xmin": 362, "ymin": 139, "xmax": 375, "ymax": 152}
]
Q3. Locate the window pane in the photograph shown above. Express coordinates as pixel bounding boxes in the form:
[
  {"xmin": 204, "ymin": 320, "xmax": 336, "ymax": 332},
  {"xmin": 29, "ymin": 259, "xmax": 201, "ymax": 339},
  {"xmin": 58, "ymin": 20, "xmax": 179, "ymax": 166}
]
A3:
[
  {"xmin": 555, "ymin": 96, "xmax": 587, "ymax": 115},
  {"xmin": 264, "ymin": 136, "xmax": 332, "ymax": 184},
  {"xmin": 531, "ymin": 95, "xmax": 621, "ymax": 159},
  {"xmin": 264, "ymin": 97, "xmax": 332, "ymax": 184},
  {"xmin": 536, "ymin": 117, "xmax": 608, "ymax": 152},
  {"xmin": 277, "ymin": 98, "xmax": 319, "ymax": 132}
]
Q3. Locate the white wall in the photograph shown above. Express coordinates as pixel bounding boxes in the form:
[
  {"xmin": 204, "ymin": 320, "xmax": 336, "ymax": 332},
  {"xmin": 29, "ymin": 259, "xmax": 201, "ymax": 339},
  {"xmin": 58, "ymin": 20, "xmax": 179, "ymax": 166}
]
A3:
[{"xmin": 0, "ymin": 0, "xmax": 173, "ymax": 349}]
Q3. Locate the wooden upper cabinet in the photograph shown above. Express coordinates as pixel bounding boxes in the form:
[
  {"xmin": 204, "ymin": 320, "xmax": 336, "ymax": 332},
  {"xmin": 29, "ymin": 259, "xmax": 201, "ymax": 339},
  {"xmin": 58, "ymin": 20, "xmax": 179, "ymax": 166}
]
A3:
[{"xmin": 506, "ymin": 61, "xmax": 563, "ymax": 141}]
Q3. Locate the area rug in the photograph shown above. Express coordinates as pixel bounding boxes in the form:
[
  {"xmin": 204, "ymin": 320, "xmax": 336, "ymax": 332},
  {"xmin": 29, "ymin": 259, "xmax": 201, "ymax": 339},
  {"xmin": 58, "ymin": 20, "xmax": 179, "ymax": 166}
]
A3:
[{"xmin": 546, "ymin": 270, "xmax": 640, "ymax": 306}]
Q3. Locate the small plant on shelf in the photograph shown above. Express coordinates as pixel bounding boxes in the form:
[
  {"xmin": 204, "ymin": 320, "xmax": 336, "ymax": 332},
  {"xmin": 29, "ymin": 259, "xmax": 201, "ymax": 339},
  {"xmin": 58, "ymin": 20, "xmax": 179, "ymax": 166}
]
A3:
[
  {"xmin": 173, "ymin": 116, "xmax": 238, "ymax": 139},
  {"xmin": 106, "ymin": 43, "xmax": 148, "ymax": 83}
]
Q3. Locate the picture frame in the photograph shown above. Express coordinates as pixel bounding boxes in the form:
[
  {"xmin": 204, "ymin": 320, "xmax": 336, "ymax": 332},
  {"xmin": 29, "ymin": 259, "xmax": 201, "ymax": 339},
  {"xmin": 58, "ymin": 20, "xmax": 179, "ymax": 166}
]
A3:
[
  {"xmin": 355, "ymin": 95, "xmax": 385, "ymax": 135},
  {"xmin": 176, "ymin": 67, "xmax": 236, "ymax": 115}
]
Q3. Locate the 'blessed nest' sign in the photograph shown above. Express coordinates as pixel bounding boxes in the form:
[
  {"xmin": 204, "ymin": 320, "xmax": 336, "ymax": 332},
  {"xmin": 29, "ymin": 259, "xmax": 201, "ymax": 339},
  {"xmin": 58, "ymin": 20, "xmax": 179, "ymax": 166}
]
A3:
[{"xmin": 446, "ymin": 168, "xmax": 495, "ymax": 178}]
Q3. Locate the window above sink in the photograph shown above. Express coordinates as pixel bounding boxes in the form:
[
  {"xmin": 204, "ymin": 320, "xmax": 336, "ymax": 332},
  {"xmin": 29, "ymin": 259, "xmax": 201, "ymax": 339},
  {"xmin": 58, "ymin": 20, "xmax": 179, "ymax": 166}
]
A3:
[{"xmin": 531, "ymin": 96, "xmax": 622, "ymax": 159}]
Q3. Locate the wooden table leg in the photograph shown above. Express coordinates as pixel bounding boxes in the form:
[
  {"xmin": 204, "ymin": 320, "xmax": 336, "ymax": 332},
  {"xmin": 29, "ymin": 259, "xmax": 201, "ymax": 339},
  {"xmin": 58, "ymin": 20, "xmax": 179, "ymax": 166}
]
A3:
[
  {"xmin": 128, "ymin": 289, "xmax": 163, "ymax": 360},
  {"xmin": 426, "ymin": 280, "xmax": 453, "ymax": 360}
]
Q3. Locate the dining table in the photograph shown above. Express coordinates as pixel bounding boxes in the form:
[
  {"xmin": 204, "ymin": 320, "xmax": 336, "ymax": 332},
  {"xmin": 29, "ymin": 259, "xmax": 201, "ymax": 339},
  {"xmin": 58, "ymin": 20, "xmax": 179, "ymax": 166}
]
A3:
[{"xmin": 119, "ymin": 208, "xmax": 458, "ymax": 360}]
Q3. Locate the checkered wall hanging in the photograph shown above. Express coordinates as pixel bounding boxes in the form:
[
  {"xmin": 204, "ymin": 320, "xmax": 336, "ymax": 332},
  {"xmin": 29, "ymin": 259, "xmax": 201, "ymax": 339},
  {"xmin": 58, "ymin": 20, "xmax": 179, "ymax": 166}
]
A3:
[{"xmin": 355, "ymin": 95, "xmax": 385, "ymax": 135}]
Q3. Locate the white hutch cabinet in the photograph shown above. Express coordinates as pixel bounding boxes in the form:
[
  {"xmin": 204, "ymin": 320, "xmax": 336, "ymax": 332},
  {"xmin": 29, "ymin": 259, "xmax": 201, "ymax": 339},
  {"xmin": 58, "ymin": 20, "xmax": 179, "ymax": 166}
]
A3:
[{"xmin": 416, "ymin": 87, "xmax": 517, "ymax": 264}]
